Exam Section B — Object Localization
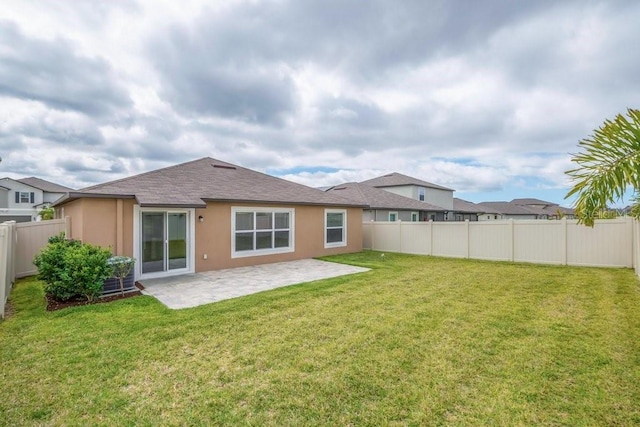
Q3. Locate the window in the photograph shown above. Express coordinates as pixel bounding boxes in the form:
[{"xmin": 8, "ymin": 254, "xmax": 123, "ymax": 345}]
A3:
[
  {"xmin": 411, "ymin": 212, "xmax": 418, "ymax": 222},
  {"xmin": 16, "ymin": 191, "xmax": 34, "ymax": 204},
  {"xmin": 325, "ymin": 209, "xmax": 347, "ymax": 248},
  {"xmin": 389, "ymin": 212, "xmax": 398, "ymax": 222},
  {"xmin": 232, "ymin": 208, "xmax": 294, "ymax": 257},
  {"xmin": 419, "ymin": 188, "xmax": 425, "ymax": 201}
]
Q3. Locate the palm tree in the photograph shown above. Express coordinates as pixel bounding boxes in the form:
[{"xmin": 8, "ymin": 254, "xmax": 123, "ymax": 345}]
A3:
[{"xmin": 565, "ymin": 108, "xmax": 640, "ymax": 226}]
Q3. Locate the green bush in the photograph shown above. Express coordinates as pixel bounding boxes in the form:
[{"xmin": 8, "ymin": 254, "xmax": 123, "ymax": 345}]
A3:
[
  {"xmin": 33, "ymin": 235, "xmax": 113, "ymax": 302},
  {"xmin": 33, "ymin": 235, "xmax": 82, "ymax": 296},
  {"xmin": 59, "ymin": 244, "xmax": 113, "ymax": 302}
]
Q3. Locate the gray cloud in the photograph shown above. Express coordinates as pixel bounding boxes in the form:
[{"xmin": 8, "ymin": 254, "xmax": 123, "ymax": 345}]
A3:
[{"xmin": 0, "ymin": 21, "xmax": 131, "ymax": 117}]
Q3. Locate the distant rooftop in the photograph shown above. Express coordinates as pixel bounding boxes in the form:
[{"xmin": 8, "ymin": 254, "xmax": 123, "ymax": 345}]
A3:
[
  {"xmin": 17, "ymin": 177, "xmax": 74, "ymax": 193},
  {"xmin": 360, "ymin": 172, "xmax": 454, "ymax": 191}
]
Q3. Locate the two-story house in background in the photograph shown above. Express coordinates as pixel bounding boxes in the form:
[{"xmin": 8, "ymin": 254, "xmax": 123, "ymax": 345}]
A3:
[{"xmin": 0, "ymin": 177, "xmax": 73, "ymax": 223}]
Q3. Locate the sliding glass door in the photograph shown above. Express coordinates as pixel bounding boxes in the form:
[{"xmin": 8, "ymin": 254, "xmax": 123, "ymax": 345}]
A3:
[{"xmin": 141, "ymin": 211, "xmax": 188, "ymax": 274}]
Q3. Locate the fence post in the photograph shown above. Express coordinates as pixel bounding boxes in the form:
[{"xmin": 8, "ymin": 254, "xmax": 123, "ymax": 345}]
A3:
[
  {"xmin": 465, "ymin": 219, "xmax": 470, "ymax": 259},
  {"xmin": 370, "ymin": 220, "xmax": 375, "ymax": 251},
  {"xmin": 429, "ymin": 219, "xmax": 433, "ymax": 255},
  {"xmin": 509, "ymin": 219, "xmax": 515, "ymax": 262},
  {"xmin": 562, "ymin": 217, "xmax": 568, "ymax": 265},
  {"xmin": 0, "ymin": 225, "xmax": 7, "ymax": 319}
]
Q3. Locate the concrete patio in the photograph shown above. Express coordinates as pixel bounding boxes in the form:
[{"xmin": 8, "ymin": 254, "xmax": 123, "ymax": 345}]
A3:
[{"xmin": 139, "ymin": 259, "xmax": 369, "ymax": 309}]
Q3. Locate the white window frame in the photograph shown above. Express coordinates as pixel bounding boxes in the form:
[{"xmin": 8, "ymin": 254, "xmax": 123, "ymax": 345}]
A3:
[
  {"xmin": 324, "ymin": 209, "xmax": 347, "ymax": 248},
  {"xmin": 19, "ymin": 192, "xmax": 30, "ymax": 203},
  {"xmin": 231, "ymin": 207, "xmax": 295, "ymax": 258},
  {"xmin": 418, "ymin": 187, "xmax": 425, "ymax": 201},
  {"xmin": 411, "ymin": 212, "xmax": 418, "ymax": 222},
  {"xmin": 388, "ymin": 212, "xmax": 398, "ymax": 222}
]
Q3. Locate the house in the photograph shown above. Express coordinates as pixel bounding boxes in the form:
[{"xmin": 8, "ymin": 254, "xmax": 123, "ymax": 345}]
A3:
[
  {"xmin": 360, "ymin": 172, "xmax": 454, "ymax": 210},
  {"xmin": 0, "ymin": 176, "xmax": 73, "ymax": 223},
  {"xmin": 53, "ymin": 157, "xmax": 365, "ymax": 280},
  {"xmin": 358, "ymin": 172, "xmax": 485, "ymax": 221},
  {"xmin": 477, "ymin": 201, "xmax": 540, "ymax": 220},
  {"xmin": 478, "ymin": 199, "xmax": 576, "ymax": 220},
  {"xmin": 511, "ymin": 198, "xmax": 575, "ymax": 219},
  {"xmin": 325, "ymin": 182, "xmax": 447, "ymax": 221}
]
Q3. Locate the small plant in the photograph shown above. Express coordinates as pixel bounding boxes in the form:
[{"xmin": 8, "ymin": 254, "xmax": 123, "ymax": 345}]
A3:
[
  {"xmin": 107, "ymin": 256, "xmax": 136, "ymax": 295},
  {"xmin": 38, "ymin": 207, "xmax": 55, "ymax": 220}
]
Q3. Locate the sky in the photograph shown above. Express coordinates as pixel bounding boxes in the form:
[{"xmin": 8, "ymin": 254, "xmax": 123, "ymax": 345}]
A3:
[{"xmin": 1, "ymin": 0, "xmax": 638, "ymax": 207}]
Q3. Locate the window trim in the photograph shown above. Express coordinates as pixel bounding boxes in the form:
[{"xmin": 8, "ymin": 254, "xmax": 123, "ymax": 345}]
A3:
[
  {"xmin": 231, "ymin": 207, "xmax": 295, "ymax": 258},
  {"xmin": 411, "ymin": 212, "xmax": 419, "ymax": 222},
  {"xmin": 19, "ymin": 192, "xmax": 31, "ymax": 204},
  {"xmin": 418, "ymin": 187, "xmax": 425, "ymax": 201},
  {"xmin": 324, "ymin": 209, "xmax": 347, "ymax": 248},
  {"xmin": 388, "ymin": 212, "xmax": 398, "ymax": 222}
]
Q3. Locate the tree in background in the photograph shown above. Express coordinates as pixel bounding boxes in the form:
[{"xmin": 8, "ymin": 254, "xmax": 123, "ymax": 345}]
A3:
[
  {"xmin": 39, "ymin": 207, "xmax": 54, "ymax": 220},
  {"xmin": 566, "ymin": 108, "xmax": 640, "ymax": 226}
]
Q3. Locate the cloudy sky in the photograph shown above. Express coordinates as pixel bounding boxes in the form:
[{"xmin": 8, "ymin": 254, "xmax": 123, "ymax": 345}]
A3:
[{"xmin": 1, "ymin": 0, "xmax": 638, "ymax": 206}]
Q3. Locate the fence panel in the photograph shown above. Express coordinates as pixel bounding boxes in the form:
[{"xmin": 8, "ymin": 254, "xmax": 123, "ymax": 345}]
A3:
[
  {"xmin": 567, "ymin": 218, "xmax": 632, "ymax": 267},
  {"xmin": 432, "ymin": 222, "xmax": 467, "ymax": 258},
  {"xmin": 371, "ymin": 222, "xmax": 402, "ymax": 252},
  {"xmin": 469, "ymin": 221, "xmax": 512, "ymax": 261},
  {"xmin": 399, "ymin": 222, "xmax": 431, "ymax": 255},
  {"xmin": 16, "ymin": 218, "xmax": 68, "ymax": 278},
  {"xmin": 513, "ymin": 220, "xmax": 565, "ymax": 265}
]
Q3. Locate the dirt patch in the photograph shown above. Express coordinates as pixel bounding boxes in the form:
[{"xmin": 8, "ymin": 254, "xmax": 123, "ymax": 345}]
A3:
[
  {"xmin": 45, "ymin": 282, "xmax": 145, "ymax": 312},
  {"xmin": 3, "ymin": 301, "xmax": 15, "ymax": 319}
]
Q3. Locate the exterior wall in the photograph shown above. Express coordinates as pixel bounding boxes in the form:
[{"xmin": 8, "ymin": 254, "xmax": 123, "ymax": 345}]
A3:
[
  {"xmin": 418, "ymin": 187, "xmax": 454, "ymax": 210},
  {"xmin": 43, "ymin": 192, "xmax": 67, "ymax": 204},
  {"xmin": 59, "ymin": 198, "xmax": 362, "ymax": 273},
  {"xmin": 504, "ymin": 214, "xmax": 537, "ymax": 220},
  {"xmin": 0, "ymin": 188, "xmax": 8, "ymax": 209},
  {"xmin": 382, "ymin": 186, "xmax": 413, "ymax": 199},
  {"xmin": 57, "ymin": 198, "xmax": 134, "ymax": 257},
  {"xmin": 194, "ymin": 202, "xmax": 362, "ymax": 271},
  {"xmin": 478, "ymin": 214, "xmax": 505, "ymax": 221}
]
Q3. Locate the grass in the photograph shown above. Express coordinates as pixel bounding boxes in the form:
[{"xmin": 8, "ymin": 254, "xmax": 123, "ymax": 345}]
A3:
[{"xmin": 1, "ymin": 252, "xmax": 639, "ymax": 426}]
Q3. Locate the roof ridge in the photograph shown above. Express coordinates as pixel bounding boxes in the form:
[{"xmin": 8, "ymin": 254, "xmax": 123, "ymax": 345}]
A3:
[{"xmin": 82, "ymin": 157, "xmax": 217, "ymax": 191}]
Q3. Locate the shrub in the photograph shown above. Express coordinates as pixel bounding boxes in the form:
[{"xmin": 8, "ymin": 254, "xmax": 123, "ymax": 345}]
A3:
[
  {"xmin": 59, "ymin": 244, "xmax": 113, "ymax": 302},
  {"xmin": 33, "ymin": 235, "xmax": 113, "ymax": 302},
  {"xmin": 33, "ymin": 235, "xmax": 82, "ymax": 297},
  {"xmin": 107, "ymin": 256, "xmax": 136, "ymax": 295}
]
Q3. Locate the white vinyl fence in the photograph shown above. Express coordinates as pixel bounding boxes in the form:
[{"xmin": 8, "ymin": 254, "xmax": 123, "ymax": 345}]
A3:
[
  {"xmin": 364, "ymin": 217, "xmax": 637, "ymax": 270},
  {"xmin": 1, "ymin": 218, "xmax": 70, "ymax": 319}
]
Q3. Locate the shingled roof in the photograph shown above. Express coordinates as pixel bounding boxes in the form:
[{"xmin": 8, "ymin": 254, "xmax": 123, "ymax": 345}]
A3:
[
  {"xmin": 477, "ymin": 201, "xmax": 540, "ymax": 215},
  {"xmin": 360, "ymin": 172, "xmax": 454, "ymax": 191},
  {"xmin": 326, "ymin": 182, "xmax": 446, "ymax": 211},
  {"xmin": 453, "ymin": 198, "xmax": 487, "ymax": 213},
  {"xmin": 17, "ymin": 177, "xmax": 74, "ymax": 192},
  {"xmin": 56, "ymin": 157, "xmax": 366, "ymax": 208}
]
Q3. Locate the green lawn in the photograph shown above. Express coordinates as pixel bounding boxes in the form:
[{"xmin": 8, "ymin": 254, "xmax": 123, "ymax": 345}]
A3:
[{"xmin": 1, "ymin": 252, "xmax": 639, "ymax": 426}]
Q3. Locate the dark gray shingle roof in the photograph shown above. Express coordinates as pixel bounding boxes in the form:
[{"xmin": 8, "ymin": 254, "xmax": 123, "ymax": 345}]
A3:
[
  {"xmin": 478, "ymin": 201, "xmax": 540, "ymax": 215},
  {"xmin": 17, "ymin": 177, "xmax": 74, "ymax": 193},
  {"xmin": 326, "ymin": 182, "xmax": 446, "ymax": 211},
  {"xmin": 60, "ymin": 157, "xmax": 365, "ymax": 208},
  {"xmin": 453, "ymin": 198, "xmax": 486, "ymax": 213},
  {"xmin": 360, "ymin": 172, "xmax": 454, "ymax": 191}
]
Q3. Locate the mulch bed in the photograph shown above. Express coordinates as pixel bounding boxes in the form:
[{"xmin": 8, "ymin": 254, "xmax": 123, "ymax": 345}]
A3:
[{"xmin": 45, "ymin": 282, "xmax": 145, "ymax": 312}]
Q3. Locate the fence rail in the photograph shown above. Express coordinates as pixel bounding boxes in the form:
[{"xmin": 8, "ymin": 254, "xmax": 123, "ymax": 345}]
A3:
[{"xmin": 364, "ymin": 218, "xmax": 637, "ymax": 270}]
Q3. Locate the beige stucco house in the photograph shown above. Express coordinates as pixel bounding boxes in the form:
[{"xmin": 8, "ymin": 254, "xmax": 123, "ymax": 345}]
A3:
[{"xmin": 54, "ymin": 157, "xmax": 365, "ymax": 281}]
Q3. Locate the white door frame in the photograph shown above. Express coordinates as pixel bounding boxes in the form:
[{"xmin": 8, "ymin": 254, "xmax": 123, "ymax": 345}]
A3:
[{"xmin": 133, "ymin": 205, "xmax": 196, "ymax": 280}]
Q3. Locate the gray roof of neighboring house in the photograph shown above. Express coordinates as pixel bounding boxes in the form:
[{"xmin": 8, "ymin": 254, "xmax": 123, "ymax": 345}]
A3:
[
  {"xmin": 56, "ymin": 157, "xmax": 365, "ymax": 208},
  {"xmin": 326, "ymin": 182, "xmax": 446, "ymax": 211},
  {"xmin": 453, "ymin": 198, "xmax": 487, "ymax": 213},
  {"xmin": 511, "ymin": 198, "xmax": 554, "ymax": 206},
  {"xmin": 360, "ymin": 172, "xmax": 454, "ymax": 191},
  {"xmin": 17, "ymin": 177, "xmax": 74, "ymax": 193},
  {"xmin": 478, "ymin": 201, "xmax": 540, "ymax": 216}
]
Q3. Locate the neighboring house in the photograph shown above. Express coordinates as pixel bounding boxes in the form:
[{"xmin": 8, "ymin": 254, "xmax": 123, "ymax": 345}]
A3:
[
  {"xmin": 325, "ymin": 182, "xmax": 447, "ymax": 222},
  {"xmin": 451, "ymin": 198, "xmax": 485, "ymax": 221},
  {"xmin": 360, "ymin": 172, "xmax": 454, "ymax": 210},
  {"xmin": 477, "ymin": 201, "xmax": 540, "ymax": 220},
  {"xmin": 0, "ymin": 176, "xmax": 73, "ymax": 223},
  {"xmin": 511, "ymin": 198, "xmax": 575, "ymax": 219},
  {"xmin": 53, "ymin": 157, "xmax": 365, "ymax": 280}
]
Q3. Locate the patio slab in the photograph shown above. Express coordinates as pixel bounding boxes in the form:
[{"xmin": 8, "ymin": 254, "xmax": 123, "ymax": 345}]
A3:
[{"xmin": 140, "ymin": 259, "xmax": 369, "ymax": 309}]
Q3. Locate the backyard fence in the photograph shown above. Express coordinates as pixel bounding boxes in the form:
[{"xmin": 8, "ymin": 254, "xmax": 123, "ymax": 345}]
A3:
[
  {"xmin": 363, "ymin": 217, "xmax": 637, "ymax": 270},
  {"xmin": 1, "ymin": 218, "xmax": 70, "ymax": 319}
]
